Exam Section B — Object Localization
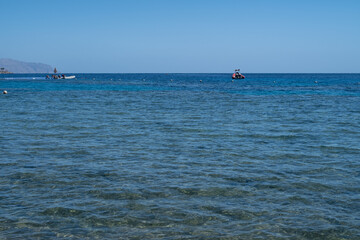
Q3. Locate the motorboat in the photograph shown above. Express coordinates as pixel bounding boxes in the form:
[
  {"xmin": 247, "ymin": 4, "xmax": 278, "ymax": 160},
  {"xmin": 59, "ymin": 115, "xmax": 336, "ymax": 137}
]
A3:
[
  {"xmin": 63, "ymin": 75, "xmax": 75, "ymax": 79},
  {"xmin": 47, "ymin": 67, "xmax": 75, "ymax": 79},
  {"xmin": 232, "ymin": 69, "xmax": 245, "ymax": 79},
  {"xmin": 46, "ymin": 74, "xmax": 76, "ymax": 79}
]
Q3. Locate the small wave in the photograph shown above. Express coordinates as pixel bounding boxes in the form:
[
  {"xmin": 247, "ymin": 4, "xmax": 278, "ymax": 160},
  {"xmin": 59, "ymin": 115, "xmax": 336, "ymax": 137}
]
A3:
[
  {"xmin": 173, "ymin": 187, "xmax": 254, "ymax": 197},
  {"xmin": 41, "ymin": 207, "xmax": 86, "ymax": 217},
  {"xmin": 1, "ymin": 77, "xmax": 45, "ymax": 80},
  {"xmin": 319, "ymin": 145, "xmax": 360, "ymax": 153}
]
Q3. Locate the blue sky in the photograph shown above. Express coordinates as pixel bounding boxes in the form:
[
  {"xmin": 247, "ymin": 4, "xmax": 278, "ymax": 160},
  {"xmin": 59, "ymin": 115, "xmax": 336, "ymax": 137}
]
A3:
[{"xmin": 1, "ymin": 0, "xmax": 359, "ymax": 73}]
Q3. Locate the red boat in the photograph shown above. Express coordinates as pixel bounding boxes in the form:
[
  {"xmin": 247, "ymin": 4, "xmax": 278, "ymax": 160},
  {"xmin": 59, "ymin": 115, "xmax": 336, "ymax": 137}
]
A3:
[{"xmin": 232, "ymin": 69, "xmax": 245, "ymax": 79}]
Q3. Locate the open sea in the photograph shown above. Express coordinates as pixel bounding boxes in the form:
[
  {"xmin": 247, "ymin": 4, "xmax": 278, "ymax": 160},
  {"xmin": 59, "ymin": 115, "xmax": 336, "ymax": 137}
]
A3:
[{"xmin": 1, "ymin": 73, "xmax": 360, "ymax": 239}]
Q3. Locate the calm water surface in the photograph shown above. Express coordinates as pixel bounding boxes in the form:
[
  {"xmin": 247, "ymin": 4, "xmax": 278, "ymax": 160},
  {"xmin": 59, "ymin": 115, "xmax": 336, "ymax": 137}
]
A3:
[{"xmin": 1, "ymin": 74, "xmax": 360, "ymax": 239}]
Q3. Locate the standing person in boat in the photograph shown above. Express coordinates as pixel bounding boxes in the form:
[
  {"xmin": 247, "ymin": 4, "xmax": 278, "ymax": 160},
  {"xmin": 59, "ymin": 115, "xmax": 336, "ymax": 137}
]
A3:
[{"xmin": 235, "ymin": 69, "xmax": 240, "ymax": 78}]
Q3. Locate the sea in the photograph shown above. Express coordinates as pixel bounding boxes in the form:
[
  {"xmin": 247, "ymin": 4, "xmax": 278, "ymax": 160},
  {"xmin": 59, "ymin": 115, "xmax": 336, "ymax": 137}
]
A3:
[{"xmin": 1, "ymin": 73, "xmax": 359, "ymax": 239}]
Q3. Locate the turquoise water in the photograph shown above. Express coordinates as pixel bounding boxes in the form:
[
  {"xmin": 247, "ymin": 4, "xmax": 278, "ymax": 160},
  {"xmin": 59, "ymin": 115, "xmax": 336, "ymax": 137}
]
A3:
[{"xmin": 1, "ymin": 74, "xmax": 360, "ymax": 239}]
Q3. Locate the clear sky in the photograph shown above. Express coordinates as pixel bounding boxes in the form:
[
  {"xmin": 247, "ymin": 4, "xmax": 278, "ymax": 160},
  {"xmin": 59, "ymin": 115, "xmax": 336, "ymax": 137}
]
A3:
[{"xmin": 1, "ymin": 0, "xmax": 359, "ymax": 73}]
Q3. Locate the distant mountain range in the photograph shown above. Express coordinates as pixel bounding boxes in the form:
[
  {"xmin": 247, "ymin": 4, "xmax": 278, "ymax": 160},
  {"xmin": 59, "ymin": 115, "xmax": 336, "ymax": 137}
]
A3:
[{"xmin": 0, "ymin": 58, "xmax": 53, "ymax": 73}]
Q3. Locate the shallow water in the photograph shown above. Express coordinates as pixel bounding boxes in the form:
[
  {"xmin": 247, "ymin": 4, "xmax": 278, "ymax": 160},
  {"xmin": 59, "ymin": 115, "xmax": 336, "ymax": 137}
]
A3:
[{"xmin": 1, "ymin": 73, "xmax": 360, "ymax": 239}]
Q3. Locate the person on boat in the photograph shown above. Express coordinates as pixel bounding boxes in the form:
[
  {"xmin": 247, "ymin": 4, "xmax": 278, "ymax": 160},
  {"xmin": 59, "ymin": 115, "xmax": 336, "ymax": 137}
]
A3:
[
  {"xmin": 62, "ymin": 74, "xmax": 65, "ymax": 79},
  {"xmin": 46, "ymin": 75, "xmax": 50, "ymax": 79},
  {"xmin": 234, "ymin": 69, "xmax": 240, "ymax": 78}
]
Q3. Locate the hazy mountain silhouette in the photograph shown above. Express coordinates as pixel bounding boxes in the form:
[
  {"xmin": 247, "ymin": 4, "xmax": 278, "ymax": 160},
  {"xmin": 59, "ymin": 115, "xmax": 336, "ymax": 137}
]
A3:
[{"xmin": 0, "ymin": 58, "xmax": 53, "ymax": 73}]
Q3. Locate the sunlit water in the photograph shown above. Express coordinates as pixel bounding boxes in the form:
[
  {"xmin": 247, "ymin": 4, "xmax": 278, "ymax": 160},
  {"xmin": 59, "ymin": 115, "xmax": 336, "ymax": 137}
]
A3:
[{"xmin": 1, "ymin": 74, "xmax": 360, "ymax": 239}]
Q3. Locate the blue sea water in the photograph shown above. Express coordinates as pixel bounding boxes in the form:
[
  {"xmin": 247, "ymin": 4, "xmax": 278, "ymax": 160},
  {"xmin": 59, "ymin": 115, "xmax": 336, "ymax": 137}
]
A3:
[{"xmin": 1, "ymin": 73, "xmax": 360, "ymax": 239}]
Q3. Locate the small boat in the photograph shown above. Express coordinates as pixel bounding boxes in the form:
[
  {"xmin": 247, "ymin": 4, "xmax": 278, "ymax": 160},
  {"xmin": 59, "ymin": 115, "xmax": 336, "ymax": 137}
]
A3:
[
  {"xmin": 46, "ymin": 74, "xmax": 76, "ymax": 79},
  {"xmin": 232, "ymin": 69, "xmax": 245, "ymax": 79},
  {"xmin": 48, "ymin": 68, "xmax": 75, "ymax": 79},
  {"xmin": 63, "ymin": 75, "xmax": 76, "ymax": 79}
]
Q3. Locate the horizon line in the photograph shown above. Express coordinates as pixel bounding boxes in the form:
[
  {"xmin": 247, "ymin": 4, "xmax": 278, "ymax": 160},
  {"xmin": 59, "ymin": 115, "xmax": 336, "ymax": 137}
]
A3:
[{"xmin": 2, "ymin": 72, "xmax": 360, "ymax": 74}]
